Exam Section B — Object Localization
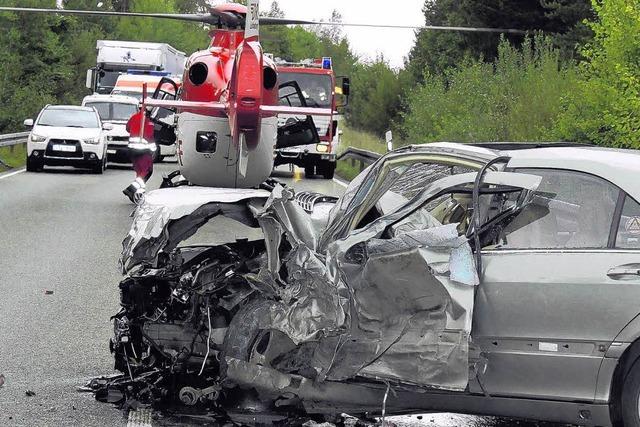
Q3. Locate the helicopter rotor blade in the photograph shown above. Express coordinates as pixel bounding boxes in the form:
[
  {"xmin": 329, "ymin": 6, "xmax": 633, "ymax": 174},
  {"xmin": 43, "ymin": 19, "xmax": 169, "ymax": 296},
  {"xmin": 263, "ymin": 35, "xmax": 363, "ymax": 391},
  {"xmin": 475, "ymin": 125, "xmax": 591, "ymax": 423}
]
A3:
[
  {"xmin": 259, "ymin": 17, "xmax": 318, "ymax": 26},
  {"xmin": 0, "ymin": 7, "xmax": 220, "ymax": 25},
  {"xmin": 261, "ymin": 17, "xmax": 526, "ymax": 35},
  {"xmin": 0, "ymin": 7, "xmax": 527, "ymax": 35}
]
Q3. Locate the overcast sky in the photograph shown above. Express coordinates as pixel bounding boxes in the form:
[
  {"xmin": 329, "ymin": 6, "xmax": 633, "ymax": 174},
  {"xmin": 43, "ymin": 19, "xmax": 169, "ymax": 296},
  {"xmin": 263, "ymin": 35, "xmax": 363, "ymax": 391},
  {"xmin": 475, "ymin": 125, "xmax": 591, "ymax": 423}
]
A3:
[
  {"xmin": 208, "ymin": 0, "xmax": 426, "ymax": 68},
  {"xmin": 265, "ymin": 0, "xmax": 425, "ymax": 68}
]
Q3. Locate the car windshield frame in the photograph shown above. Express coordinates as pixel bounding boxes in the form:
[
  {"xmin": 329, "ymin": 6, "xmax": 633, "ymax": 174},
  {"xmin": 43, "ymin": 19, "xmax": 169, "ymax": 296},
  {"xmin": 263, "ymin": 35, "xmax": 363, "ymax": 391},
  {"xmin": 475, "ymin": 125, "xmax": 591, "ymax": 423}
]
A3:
[
  {"xmin": 84, "ymin": 101, "xmax": 138, "ymax": 122},
  {"xmin": 319, "ymin": 152, "xmax": 488, "ymax": 248},
  {"xmin": 37, "ymin": 108, "xmax": 100, "ymax": 129}
]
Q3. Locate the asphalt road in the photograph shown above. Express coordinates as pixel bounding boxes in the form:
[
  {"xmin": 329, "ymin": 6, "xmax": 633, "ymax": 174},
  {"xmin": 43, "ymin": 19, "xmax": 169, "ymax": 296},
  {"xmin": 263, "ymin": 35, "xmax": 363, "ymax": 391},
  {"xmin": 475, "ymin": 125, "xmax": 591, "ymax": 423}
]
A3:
[{"xmin": 0, "ymin": 162, "xmax": 565, "ymax": 427}]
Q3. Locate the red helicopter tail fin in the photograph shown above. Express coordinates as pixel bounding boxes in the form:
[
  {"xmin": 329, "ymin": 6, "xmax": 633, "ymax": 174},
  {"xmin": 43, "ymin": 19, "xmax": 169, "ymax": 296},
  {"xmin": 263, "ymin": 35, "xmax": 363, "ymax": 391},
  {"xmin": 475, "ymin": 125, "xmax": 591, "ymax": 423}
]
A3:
[{"xmin": 229, "ymin": 0, "xmax": 263, "ymax": 150}]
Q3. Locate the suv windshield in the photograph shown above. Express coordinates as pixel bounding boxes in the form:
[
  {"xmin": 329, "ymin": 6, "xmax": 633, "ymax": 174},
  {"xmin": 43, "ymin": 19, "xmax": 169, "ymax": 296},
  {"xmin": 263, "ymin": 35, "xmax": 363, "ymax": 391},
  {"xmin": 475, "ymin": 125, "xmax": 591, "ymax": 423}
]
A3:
[
  {"xmin": 85, "ymin": 102, "xmax": 138, "ymax": 122},
  {"xmin": 279, "ymin": 72, "xmax": 332, "ymax": 108},
  {"xmin": 37, "ymin": 108, "xmax": 100, "ymax": 128}
]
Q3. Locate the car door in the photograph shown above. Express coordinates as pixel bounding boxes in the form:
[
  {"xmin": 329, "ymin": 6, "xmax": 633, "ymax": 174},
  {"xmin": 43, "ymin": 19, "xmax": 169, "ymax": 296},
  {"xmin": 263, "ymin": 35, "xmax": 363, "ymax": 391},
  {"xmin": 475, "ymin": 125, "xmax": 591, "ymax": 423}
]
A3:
[
  {"xmin": 473, "ymin": 168, "xmax": 640, "ymax": 402},
  {"xmin": 323, "ymin": 168, "xmax": 542, "ymax": 390}
]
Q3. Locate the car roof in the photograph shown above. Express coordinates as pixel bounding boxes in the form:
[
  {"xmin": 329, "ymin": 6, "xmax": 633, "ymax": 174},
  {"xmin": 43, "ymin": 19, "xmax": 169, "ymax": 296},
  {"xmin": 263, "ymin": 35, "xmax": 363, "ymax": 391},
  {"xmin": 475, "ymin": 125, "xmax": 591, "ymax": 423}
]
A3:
[
  {"xmin": 45, "ymin": 105, "xmax": 96, "ymax": 112},
  {"xmin": 506, "ymin": 146, "xmax": 640, "ymax": 201},
  {"xmin": 414, "ymin": 142, "xmax": 640, "ymax": 202},
  {"xmin": 82, "ymin": 94, "xmax": 139, "ymax": 104}
]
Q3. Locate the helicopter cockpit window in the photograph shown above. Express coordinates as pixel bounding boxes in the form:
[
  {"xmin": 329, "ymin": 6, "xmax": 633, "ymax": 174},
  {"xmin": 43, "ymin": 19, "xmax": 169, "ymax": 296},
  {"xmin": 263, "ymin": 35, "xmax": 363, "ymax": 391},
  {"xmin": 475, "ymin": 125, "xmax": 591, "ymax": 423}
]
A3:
[{"xmin": 278, "ymin": 72, "xmax": 332, "ymax": 108}]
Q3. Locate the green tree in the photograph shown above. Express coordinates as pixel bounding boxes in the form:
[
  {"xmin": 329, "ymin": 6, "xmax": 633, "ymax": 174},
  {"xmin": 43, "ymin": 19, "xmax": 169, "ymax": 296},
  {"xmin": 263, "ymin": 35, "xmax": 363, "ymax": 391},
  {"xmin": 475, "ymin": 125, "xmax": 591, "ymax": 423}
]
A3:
[
  {"xmin": 112, "ymin": 0, "xmax": 209, "ymax": 54},
  {"xmin": 347, "ymin": 57, "xmax": 403, "ymax": 136},
  {"xmin": 406, "ymin": 0, "xmax": 592, "ymax": 81},
  {"xmin": 0, "ymin": 0, "xmax": 77, "ymax": 132},
  {"xmin": 554, "ymin": 0, "xmax": 640, "ymax": 147},
  {"xmin": 400, "ymin": 36, "xmax": 579, "ymax": 144}
]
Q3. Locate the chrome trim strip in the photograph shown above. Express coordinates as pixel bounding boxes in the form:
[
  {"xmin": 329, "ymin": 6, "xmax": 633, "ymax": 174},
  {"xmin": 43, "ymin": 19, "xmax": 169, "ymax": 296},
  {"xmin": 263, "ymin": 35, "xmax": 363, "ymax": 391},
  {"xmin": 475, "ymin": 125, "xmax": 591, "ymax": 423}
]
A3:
[
  {"xmin": 482, "ymin": 249, "xmax": 640, "ymax": 255},
  {"xmin": 44, "ymin": 155, "xmax": 86, "ymax": 160}
]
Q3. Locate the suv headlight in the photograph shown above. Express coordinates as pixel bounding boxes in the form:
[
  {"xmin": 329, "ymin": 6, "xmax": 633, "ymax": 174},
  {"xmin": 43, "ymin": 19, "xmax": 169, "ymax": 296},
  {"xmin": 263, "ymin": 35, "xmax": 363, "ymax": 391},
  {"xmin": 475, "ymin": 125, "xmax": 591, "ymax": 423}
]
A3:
[
  {"xmin": 30, "ymin": 134, "xmax": 46, "ymax": 143},
  {"xmin": 84, "ymin": 137, "xmax": 101, "ymax": 145}
]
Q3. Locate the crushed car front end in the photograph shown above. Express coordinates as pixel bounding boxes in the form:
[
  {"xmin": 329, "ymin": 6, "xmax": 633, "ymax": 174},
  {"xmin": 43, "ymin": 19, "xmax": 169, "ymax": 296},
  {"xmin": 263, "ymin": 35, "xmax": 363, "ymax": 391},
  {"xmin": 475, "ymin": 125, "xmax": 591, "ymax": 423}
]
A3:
[{"xmin": 93, "ymin": 144, "xmax": 615, "ymax": 426}]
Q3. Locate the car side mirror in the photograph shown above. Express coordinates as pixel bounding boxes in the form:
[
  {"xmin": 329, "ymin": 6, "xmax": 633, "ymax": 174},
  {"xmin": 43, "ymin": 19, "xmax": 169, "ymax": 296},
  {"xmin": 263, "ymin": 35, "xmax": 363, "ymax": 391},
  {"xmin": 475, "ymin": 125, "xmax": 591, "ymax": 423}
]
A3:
[
  {"xmin": 385, "ymin": 130, "xmax": 393, "ymax": 152},
  {"xmin": 86, "ymin": 68, "xmax": 96, "ymax": 91},
  {"xmin": 341, "ymin": 77, "xmax": 351, "ymax": 97},
  {"xmin": 23, "ymin": 119, "xmax": 34, "ymax": 128},
  {"xmin": 102, "ymin": 123, "xmax": 114, "ymax": 131}
]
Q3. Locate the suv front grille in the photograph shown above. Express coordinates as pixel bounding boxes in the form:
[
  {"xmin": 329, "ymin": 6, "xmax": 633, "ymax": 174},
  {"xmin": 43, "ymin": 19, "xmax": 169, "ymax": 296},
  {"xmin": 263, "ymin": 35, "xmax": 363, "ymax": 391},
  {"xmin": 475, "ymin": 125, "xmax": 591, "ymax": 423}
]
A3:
[
  {"xmin": 110, "ymin": 136, "xmax": 129, "ymax": 142},
  {"xmin": 46, "ymin": 139, "xmax": 83, "ymax": 158}
]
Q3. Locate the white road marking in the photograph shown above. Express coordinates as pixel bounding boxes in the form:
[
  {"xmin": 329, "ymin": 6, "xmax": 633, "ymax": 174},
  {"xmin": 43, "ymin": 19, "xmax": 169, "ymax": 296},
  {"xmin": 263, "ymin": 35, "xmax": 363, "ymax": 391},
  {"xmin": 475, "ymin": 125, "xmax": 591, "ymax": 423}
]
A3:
[
  {"xmin": 127, "ymin": 408, "xmax": 153, "ymax": 427},
  {"xmin": 333, "ymin": 177, "xmax": 348, "ymax": 188},
  {"xmin": 0, "ymin": 168, "xmax": 25, "ymax": 180}
]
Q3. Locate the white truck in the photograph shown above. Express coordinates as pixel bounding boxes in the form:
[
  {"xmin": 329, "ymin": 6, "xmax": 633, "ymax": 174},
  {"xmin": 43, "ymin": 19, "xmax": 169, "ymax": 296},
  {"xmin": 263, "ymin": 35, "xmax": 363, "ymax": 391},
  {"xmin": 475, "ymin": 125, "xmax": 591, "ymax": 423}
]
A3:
[{"xmin": 86, "ymin": 40, "xmax": 186, "ymax": 95}]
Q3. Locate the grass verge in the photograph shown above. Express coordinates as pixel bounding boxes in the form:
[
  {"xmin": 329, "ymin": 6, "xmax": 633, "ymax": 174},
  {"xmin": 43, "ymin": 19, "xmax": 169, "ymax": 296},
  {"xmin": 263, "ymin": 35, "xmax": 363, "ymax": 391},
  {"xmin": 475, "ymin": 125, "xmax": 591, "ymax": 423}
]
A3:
[
  {"xmin": 336, "ymin": 127, "xmax": 385, "ymax": 181},
  {"xmin": 0, "ymin": 144, "xmax": 26, "ymax": 173}
]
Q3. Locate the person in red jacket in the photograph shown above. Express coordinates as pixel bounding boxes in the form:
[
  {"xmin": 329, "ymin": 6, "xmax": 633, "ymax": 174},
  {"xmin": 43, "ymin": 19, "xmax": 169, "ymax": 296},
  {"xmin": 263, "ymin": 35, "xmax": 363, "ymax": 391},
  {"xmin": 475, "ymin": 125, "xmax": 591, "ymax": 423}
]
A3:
[{"xmin": 122, "ymin": 109, "xmax": 156, "ymax": 204}]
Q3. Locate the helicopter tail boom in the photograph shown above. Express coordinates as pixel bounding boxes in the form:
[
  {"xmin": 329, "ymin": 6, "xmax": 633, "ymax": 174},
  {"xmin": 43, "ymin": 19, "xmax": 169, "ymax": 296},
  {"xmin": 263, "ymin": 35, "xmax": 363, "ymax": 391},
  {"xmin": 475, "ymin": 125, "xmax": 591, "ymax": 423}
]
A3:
[{"xmin": 245, "ymin": 0, "xmax": 260, "ymax": 41}]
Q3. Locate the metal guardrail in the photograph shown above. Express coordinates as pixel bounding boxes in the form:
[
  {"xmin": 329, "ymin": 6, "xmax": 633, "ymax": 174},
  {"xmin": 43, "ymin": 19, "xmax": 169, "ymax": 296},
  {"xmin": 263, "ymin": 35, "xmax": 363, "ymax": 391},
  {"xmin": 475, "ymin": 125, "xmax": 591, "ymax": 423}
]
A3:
[
  {"xmin": 0, "ymin": 132, "xmax": 29, "ymax": 168},
  {"xmin": 336, "ymin": 147, "xmax": 381, "ymax": 173},
  {"xmin": 0, "ymin": 132, "xmax": 29, "ymax": 148}
]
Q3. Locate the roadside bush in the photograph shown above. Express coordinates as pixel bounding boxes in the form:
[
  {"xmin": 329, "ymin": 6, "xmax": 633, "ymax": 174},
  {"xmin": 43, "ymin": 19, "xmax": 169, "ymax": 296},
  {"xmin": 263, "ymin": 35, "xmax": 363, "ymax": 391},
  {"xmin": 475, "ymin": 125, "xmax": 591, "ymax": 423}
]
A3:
[
  {"xmin": 346, "ymin": 57, "xmax": 404, "ymax": 137},
  {"xmin": 553, "ymin": 0, "xmax": 640, "ymax": 148},
  {"xmin": 400, "ymin": 36, "xmax": 580, "ymax": 144}
]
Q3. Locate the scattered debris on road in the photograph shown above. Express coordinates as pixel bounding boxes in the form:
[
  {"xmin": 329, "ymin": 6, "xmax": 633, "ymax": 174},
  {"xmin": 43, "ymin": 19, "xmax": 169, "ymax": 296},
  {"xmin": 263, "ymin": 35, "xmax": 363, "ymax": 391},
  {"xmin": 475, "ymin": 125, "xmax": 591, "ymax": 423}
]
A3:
[
  {"xmin": 0, "ymin": 374, "xmax": 5, "ymax": 388},
  {"xmin": 44, "ymin": 290, "xmax": 54, "ymax": 295},
  {"xmin": 25, "ymin": 390, "xmax": 36, "ymax": 397}
]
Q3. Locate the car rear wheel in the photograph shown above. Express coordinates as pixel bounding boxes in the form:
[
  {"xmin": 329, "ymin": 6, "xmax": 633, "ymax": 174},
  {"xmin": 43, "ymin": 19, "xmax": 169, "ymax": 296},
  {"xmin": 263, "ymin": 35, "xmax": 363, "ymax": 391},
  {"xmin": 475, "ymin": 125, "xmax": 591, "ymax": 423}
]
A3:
[{"xmin": 620, "ymin": 359, "xmax": 640, "ymax": 425}]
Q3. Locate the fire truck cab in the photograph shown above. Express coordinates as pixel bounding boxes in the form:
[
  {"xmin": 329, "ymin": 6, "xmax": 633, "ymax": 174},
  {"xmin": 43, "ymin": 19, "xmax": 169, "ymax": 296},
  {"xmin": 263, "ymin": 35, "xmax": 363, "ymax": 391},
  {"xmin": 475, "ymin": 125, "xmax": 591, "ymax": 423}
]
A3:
[{"xmin": 275, "ymin": 58, "xmax": 350, "ymax": 179}]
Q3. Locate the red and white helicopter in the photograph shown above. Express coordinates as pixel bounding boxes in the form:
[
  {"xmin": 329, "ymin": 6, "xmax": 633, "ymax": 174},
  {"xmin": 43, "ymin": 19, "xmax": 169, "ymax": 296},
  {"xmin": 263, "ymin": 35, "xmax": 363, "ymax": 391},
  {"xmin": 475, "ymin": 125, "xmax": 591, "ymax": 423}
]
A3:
[{"xmin": 1, "ymin": 1, "xmax": 525, "ymax": 191}]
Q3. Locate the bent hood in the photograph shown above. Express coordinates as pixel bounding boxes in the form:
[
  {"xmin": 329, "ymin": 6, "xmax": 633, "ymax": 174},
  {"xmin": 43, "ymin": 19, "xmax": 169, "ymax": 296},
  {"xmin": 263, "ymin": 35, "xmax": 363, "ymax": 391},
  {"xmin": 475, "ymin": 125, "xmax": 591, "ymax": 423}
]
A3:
[{"xmin": 121, "ymin": 187, "xmax": 271, "ymax": 273}]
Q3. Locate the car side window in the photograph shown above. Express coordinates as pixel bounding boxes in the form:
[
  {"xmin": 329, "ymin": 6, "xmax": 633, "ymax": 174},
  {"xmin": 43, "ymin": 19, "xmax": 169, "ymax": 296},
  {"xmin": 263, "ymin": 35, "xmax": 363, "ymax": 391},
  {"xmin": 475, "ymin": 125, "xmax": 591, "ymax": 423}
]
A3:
[
  {"xmin": 615, "ymin": 196, "xmax": 640, "ymax": 249},
  {"xmin": 497, "ymin": 169, "xmax": 619, "ymax": 249}
]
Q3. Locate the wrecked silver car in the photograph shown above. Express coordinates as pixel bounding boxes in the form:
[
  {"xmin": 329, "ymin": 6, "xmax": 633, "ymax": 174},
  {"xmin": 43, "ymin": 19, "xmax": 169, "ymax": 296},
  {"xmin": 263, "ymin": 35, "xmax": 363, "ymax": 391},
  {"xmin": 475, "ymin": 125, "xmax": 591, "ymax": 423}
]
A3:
[{"xmin": 96, "ymin": 143, "xmax": 640, "ymax": 426}]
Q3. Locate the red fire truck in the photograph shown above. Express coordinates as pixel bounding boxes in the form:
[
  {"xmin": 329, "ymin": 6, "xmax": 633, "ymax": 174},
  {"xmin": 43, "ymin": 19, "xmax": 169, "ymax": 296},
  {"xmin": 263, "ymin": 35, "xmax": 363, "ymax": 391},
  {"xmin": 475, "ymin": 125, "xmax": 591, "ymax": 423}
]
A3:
[{"xmin": 275, "ymin": 58, "xmax": 350, "ymax": 179}]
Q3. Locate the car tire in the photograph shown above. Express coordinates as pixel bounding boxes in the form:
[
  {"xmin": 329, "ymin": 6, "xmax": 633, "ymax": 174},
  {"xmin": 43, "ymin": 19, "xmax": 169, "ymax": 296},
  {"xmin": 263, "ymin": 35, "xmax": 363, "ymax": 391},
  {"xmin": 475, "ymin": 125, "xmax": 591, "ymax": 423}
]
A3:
[
  {"xmin": 304, "ymin": 164, "xmax": 315, "ymax": 178},
  {"xmin": 319, "ymin": 162, "xmax": 336, "ymax": 180},
  {"xmin": 620, "ymin": 359, "xmax": 640, "ymax": 426},
  {"xmin": 26, "ymin": 156, "xmax": 42, "ymax": 172},
  {"xmin": 92, "ymin": 157, "xmax": 105, "ymax": 175}
]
